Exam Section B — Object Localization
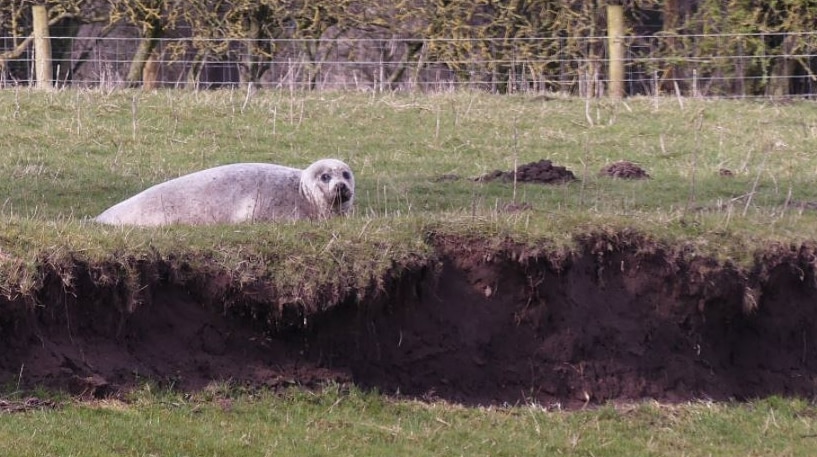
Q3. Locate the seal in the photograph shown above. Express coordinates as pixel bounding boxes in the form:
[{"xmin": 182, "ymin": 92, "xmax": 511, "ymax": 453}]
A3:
[{"xmin": 94, "ymin": 158, "xmax": 355, "ymax": 226}]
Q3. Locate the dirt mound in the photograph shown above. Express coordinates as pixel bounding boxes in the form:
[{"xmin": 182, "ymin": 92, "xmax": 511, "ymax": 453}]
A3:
[
  {"xmin": 599, "ymin": 161, "xmax": 650, "ymax": 179},
  {"xmin": 1, "ymin": 233, "xmax": 816, "ymax": 407},
  {"xmin": 477, "ymin": 159, "xmax": 576, "ymax": 184}
]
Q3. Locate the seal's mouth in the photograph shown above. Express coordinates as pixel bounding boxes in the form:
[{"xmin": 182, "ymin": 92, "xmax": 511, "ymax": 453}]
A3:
[{"xmin": 331, "ymin": 184, "xmax": 353, "ymax": 209}]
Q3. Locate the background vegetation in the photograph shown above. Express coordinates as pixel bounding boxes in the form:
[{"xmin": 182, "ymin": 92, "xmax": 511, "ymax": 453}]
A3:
[{"xmin": 4, "ymin": 1, "xmax": 817, "ymax": 95}]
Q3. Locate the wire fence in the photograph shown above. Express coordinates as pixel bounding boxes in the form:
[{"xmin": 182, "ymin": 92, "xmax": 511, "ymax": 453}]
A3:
[{"xmin": 3, "ymin": 31, "xmax": 817, "ymax": 97}]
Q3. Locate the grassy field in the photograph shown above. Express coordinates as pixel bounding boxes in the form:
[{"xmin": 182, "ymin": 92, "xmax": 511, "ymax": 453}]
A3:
[
  {"xmin": 3, "ymin": 90, "xmax": 817, "ymax": 258},
  {"xmin": 1, "ymin": 386, "xmax": 816, "ymax": 457},
  {"xmin": 2, "ymin": 88, "xmax": 817, "ymax": 455}
]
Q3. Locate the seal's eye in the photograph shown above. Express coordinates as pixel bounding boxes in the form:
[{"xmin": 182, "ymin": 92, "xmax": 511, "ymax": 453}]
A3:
[
  {"xmin": 320, "ymin": 173, "xmax": 331, "ymax": 183},
  {"xmin": 342, "ymin": 171, "xmax": 351, "ymax": 180}
]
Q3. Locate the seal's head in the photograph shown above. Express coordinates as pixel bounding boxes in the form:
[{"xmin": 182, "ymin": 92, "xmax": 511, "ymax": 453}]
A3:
[{"xmin": 300, "ymin": 159, "xmax": 355, "ymax": 218}]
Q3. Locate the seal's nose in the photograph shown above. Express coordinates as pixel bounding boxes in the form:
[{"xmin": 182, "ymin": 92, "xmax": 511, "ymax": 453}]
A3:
[{"xmin": 336, "ymin": 182, "xmax": 352, "ymax": 202}]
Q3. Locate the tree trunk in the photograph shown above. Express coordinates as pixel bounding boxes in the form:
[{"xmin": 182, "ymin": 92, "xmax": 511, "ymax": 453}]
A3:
[
  {"xmin": 768, "ymin": 34, "xmax": 796, "ymax": 97},
  {"xmin": 239, "ymin": 7, "xmax": 271, "ymax": 86},
  {"xmin": 126, "ymin": 23, "xmax": 163, "ymax": 88},
  {"xmin": 186, "ymin": 49, "xmax": 210, "ymax": 90},
  {"xmin": 661, "ymin": 0, "xmax": 683, "ymax": 95},
  {"xmin": 142, "ymin": 49, "xmax": 160, "ymax": 90},
  {"xmin": 663, "ymin": 0, "xmax": 681, "ymax": 31}
]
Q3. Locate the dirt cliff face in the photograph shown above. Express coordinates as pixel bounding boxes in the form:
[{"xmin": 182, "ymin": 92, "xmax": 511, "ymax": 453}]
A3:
[{"xmin": 0, "ymin": 231, "xmax": 815, "ymax": 406}]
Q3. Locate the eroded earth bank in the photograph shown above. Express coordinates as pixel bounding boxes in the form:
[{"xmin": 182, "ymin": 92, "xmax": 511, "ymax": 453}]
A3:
[{"xmin": 1, "ymin": 231, "xmax": 815, "ymax": 407}]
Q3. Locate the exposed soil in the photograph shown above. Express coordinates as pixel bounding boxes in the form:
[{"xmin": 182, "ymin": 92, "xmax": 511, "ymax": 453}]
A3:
[
  {"xmin": 1, "ymin": 232, "xmax": 817, "ymax": 407},
  {"xmin": 477, "ymin": 159, "xmax": 576, "ymax": 184},
  {"xmin": 599, "ymin": 161, "xmax": 651, "ymax": 179}
]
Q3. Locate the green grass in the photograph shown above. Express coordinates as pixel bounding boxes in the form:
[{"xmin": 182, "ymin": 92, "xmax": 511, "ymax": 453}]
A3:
[
  {"xmin": 1, "ymin": 387, "xmax": 816, "ymax": 457},
  {"xmin": 3, "ymin": 89, "xmax": 817, "ymax": 455},
  {"xmin": 1, "ymin": 89, "xmax": 817, "ymax": 273},
  {"xmin": 3, "ymin": 90, "xmax": 817, "ymax": 236}
]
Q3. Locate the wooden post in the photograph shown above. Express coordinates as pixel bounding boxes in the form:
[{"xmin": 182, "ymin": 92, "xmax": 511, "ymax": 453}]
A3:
[
  {"xmin": 32, "ymin": 5, "xmax": 53, "ymax": 89},
  {"xmin": 607, "ymin": 4, "xmax": 625, "ymax": 99}
]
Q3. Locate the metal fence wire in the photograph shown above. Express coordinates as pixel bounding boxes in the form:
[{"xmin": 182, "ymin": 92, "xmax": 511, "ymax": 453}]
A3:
[{"xmin": 3, "ymin": 31, "xmax": 817, "ymax": 97}]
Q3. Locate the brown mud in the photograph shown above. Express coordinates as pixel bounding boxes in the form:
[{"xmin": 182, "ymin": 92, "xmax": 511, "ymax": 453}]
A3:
[
  {"xmin": 599, "ymin": 161, "xmax": 651, "ymax": 179},
  {"xmin": 477, "ymin": 159, "xmax": 576, "ymax": 184},
  {"xmin": 1, "ymin": 231, "xmax": 816, "ymax": 407}
]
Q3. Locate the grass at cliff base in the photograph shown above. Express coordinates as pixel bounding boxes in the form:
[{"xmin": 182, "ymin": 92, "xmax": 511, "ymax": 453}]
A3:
[{"xmin": 2, "ymin": 386, "xmax": 816, "ymax": 457}]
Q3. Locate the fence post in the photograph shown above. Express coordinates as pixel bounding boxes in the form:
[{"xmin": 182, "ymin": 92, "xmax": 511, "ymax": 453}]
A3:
[
  {"xmin": 32, "ymin": 5, "xmax": 53, "ymax": 89},
  {"xmin": 607, "ymin": 4, "xmax": 625, "ymax": 99}
]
